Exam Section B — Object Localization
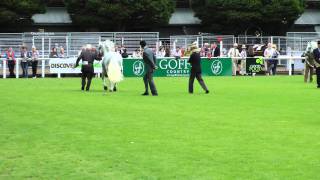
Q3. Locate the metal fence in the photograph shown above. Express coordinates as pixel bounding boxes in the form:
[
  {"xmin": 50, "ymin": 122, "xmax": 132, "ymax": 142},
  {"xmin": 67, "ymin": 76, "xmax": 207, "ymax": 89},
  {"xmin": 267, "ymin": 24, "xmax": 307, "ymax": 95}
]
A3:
[
  {"xmin": 1, "ymin": 32, "xmax": 319, "ymax": 58},
  {"xmin": 0, "ymin": 32, "xmax": 160, "ymax": 58},
  {"xmin": 1, "ymin": 32, "xmax": 319, "ymax": 74}
]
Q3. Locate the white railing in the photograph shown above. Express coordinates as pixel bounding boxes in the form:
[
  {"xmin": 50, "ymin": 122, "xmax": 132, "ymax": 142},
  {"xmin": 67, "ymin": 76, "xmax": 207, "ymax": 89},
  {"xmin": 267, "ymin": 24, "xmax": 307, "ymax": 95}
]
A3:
[{"xmin": 1, "ymin": 56, "xmax": 306, "ymax": 79}]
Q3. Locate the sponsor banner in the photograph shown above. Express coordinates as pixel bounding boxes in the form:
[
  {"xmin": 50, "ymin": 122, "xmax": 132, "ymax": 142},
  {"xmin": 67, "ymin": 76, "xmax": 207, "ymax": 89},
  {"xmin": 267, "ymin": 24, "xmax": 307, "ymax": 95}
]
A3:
[
  {"xmin": 123, "ymin": 57, "xmax": 232, "ymax": 77},
  {"xmin": 246, "ymin": 57, "xmax": 265, "ymax": 75},
  {"xmin": 49, "ymin": 58, "xmax": 102, "ymax": 74},
  {"xmin": 49, "ymin": 57, "xmax": 232, "ymax": 76}
]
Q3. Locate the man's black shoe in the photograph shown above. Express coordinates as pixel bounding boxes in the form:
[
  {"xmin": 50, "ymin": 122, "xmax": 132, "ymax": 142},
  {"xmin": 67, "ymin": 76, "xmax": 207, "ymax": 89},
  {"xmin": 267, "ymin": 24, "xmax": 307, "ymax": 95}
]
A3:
[
  {"xmin": 206, "ymin": 90, "xmax": 210, "ymax": 94},
  {"xmin": 113, "ymin": 87, "xmax": 117, "ymax": 92},
  {"xmin": 142, "ymin": 92, "xmax": 149, "ymax": 96},
  {"xmin": 104, "ymin": 86, "xmax": 108, "ymax": 91},
  {"xmin": 81, "ymin": 87, "xmax": 84, "ymax": 91}
]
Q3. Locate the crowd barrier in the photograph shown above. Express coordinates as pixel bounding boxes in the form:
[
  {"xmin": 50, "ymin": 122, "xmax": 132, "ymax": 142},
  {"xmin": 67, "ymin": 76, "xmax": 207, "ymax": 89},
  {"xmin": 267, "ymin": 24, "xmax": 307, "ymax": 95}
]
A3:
[{"xmin": 1, "ymin": 56, "xmax": 306, "ymax": 79}]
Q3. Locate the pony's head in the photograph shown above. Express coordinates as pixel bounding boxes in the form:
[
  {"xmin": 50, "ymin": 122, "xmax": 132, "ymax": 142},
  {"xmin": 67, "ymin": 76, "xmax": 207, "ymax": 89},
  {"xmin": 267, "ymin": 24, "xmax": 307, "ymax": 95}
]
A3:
[
  {"xmin": 305, "ymin": 41, "xmax": 317, "ymax": 53},
  {"xmin": 100, "ymin": 40, "xmax": 115, "ymax": 53}
]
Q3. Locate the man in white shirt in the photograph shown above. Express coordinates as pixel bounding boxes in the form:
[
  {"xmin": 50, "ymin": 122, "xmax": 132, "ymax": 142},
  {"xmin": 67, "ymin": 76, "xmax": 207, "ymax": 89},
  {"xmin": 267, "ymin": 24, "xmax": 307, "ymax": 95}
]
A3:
[
  {"xmin": 211, "ymin": 42, "xmax": 220, "ymax": 57},
  {"xmin": 228, "ymin": 43, "xmax": 240, "ymax": 76},
  {"xmin": 240, "ymin": 45, "xmax": 247, "ymax": 75},
  {"xmin": 264, "ymin": 43, "xmax": 275, "ymax": 75},
  {"xmin": 172, "ymin": 47, "xmax": 182, "ymax": 59}
]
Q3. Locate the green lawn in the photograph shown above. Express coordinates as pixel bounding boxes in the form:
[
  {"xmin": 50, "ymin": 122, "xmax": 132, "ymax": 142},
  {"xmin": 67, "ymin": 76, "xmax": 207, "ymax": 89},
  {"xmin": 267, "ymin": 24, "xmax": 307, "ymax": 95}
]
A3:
[{"xmin": 0, "ymin": 76, "xmax": 320, "ymax": 179}]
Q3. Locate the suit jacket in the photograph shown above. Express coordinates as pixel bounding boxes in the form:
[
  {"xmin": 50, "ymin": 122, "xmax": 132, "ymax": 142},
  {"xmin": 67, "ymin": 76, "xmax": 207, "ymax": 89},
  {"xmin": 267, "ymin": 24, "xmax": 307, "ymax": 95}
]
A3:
[
  {"xmin": 76, "ymin": 50, "xmax": 101, "ymax": 72},
  {"xmin": 313, "ymin": 48, "xmax": 320, "ymax": 67},
  {"xmin": 188, "ymin": 52, "xmax": 202, "ymax": 73},
  {"xmin": 212, "ymin": 48, "xmax": 220, "ymax": 57},
  {"xmin": 143, "ymin": 47, "xmax": 156, "ymax": 72}
]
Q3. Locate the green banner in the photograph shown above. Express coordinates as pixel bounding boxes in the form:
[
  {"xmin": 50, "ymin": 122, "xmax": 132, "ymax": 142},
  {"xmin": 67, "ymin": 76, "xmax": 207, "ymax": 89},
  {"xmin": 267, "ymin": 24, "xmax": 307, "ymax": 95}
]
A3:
[
  {"xmin": 123, "ymin": 57, "xmax": 232, "ymax": 77},
  {"xmin": 246, "ymin": 57, "xmax": 265, "ymax": 75}
]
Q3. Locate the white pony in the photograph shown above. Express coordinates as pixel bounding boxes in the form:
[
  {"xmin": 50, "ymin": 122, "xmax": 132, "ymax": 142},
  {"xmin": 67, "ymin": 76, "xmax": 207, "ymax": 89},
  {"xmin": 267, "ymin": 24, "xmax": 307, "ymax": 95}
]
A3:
[
  {"xmin": 305, "ymin": 41, "xmax": 318, "ymax": 53},
  {"xmin": 99, "ymin": 40, "xmax": 124, "ymax": 92}
]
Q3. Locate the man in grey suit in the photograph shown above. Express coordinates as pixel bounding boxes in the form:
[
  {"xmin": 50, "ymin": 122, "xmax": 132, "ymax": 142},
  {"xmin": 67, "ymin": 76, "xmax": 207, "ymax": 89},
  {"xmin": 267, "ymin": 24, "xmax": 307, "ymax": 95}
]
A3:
[
  {"xmin": 140, "ymin": 40, "xmax": 158, "ymax": 96},
  {"xmin": 313, "ymin": 40, "xmax": 320, "ymax": 88}
]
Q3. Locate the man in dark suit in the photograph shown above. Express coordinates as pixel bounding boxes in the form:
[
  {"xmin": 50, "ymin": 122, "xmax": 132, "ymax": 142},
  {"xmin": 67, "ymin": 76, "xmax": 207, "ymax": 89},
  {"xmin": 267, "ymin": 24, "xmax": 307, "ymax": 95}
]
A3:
[
  {"xmin": 140, "ymin": 40, "xmax": 158, "ymax": 96},
  {"xmin": 75, "ymin": 45, "xmax": 102, "ymax": 91},
  {"xmin": 188, "ymin": 45, "xmax": 209, "ymax": 94},
  {"xmin": 313, "ymin": 40, "xmax": 320, "ymax": 88},
  {"xmin": 211, "ymin": 42, "xmax": 220, "ymax": 57}
]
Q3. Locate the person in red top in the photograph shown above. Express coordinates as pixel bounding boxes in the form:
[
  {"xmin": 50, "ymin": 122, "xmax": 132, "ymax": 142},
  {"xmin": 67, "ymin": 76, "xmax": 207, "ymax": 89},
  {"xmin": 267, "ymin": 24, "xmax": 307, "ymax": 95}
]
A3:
[{"xmin": 6, "ymin": 47, "xmax": 16, "ymax": 77}]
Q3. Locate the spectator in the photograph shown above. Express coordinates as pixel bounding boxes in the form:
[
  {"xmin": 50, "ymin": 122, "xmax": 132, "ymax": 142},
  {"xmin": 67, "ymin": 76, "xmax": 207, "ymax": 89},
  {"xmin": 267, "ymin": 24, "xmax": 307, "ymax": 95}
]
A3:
[
  {"xmin": 287, "ymin": 47, "xmax": 295, "ymax": 75},
  {"xmin": 180, "ymin": 47, "xmax": 185, "ymax": 57},
  {"xmin": 200, "ymin": 47, "xmax": 206, "ymax": 57},
  {"xmin": 122, "ymin": 49, "xmax": 129, "ymax": 58},
  {"xmin": 6, "ymin": 47, "xmax": 16, "ymax": 78},
  {"xmin": 264, "ymin": 43, "xmax": 275, "ymax": 76},
  {"xmin": 228, "ymin": 43, "xmax": 240, "ymax": 76},
  {"xmin": 280, "ymin": 47, "xmax": 286, "ymax": 55},
  {"xmin": 271, "ymin": 44, "xmax": 280, "ymax": 76},
  {"xmin": 20, "ymin": 46, "xmax": 29, "ymax": 78},
  {"xmin": 172, "ymin": 47, "xmax": 182, "ymax": 59},
  {"xmin": 118, "ymin": 45, "xmax": 126, "ymax": 55},
  {"xmin": 211, "ymin": 42, "xmax": 220, "ymax": 57},
  {"xmin": 157, "ymin": 46, "xmax": 166, "ymax": 57},
  {"xmin": 240, "ymin": 45, "xmax": 247, "ymax": 75},
  {"xmin": 58, "ymin": 47, "xmax": 65, "ymax": 58},
  {"xmin": 164, "ymin": 47, "xmax": 171, "ymax": 57},
  {"xmin": 49, "ymin": 47, "xmax": 58, "ymax": 58},
  {"xmin": 247, "ymin": 46, "xmax": 255, "ymax": 57},
  {"xmin": 132, "ymin": 48, "xmax": 142, "ymax": 58},
  {"xmin": 203, "ymin": 43, "xmax": 210, "ymax": 56},
  {"xmin": 30, "ymin": 46, "xmax": 39, "ymax": 78}
]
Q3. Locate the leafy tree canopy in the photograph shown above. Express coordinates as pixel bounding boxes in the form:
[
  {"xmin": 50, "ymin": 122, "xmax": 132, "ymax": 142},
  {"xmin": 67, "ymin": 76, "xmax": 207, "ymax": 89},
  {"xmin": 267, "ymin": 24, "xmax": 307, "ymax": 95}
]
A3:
[
  {"xmin": 65, "ymin": 0, "xmax": 175, "ymax": 31},
  {"xmin": 0, "ymin": 0, "xmax": 45, "ymax": 25},
  {"xmin": 192, "ymin": 0, "xmax": 305, "ymax": 35}
]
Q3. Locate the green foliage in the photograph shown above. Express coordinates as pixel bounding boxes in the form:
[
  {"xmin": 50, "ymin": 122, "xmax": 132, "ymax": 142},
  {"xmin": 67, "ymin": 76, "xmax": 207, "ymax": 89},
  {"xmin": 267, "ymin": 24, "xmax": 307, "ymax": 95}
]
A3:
[
  {"xmin": 0, "ymin": 0, "xmax": 45, "ymax": 25},
  {"xmin": 192, "ymin": 0, "xmax": 304, "ymax": 35},
  {"xmin": 64, "ymin": 0, "xmax": 175, "ymax": 31}
]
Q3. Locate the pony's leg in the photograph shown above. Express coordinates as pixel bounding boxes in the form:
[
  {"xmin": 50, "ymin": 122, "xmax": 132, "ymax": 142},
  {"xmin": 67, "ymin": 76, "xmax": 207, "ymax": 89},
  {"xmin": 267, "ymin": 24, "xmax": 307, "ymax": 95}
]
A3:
[
  {"xmin": 113, "ymin": 83, "xmax": 117, "ymax": 92},
  {"xmin": 103, "ymin": 76, "xmax": 108, "ymax": 91},
  {"xmin": 107, "ymin": 78, "xmax": 113, "ymax": 92},
  {"xmin": 102, "ymin": 65, "xmax": 108, "ymax": 91},
  {"xmin": 110, "ymin": 82, "xmax": 115, "ymax": 92}
]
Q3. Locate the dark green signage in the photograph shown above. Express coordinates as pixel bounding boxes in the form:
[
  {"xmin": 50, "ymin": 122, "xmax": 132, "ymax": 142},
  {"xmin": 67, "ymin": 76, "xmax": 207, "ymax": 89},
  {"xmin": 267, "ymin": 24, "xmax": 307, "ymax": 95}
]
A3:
[
  {"xmin": 246, "ymin": 57, "xmax": 265, "ymax": 75},
  {"xmin": 123, "ymin": 57, "xmax": 232, "ymax": 77}
]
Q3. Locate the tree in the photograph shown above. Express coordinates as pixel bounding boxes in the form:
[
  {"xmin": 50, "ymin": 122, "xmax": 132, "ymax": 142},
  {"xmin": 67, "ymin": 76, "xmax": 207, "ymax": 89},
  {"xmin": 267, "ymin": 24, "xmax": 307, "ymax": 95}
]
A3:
[
  {"xmin": 64, "ymin": 0, "xmax": 175, "ymax": 31},
  {"xmin": 0, "ymin": 0, "xmax": 45, "ymax": 26},
  {"xmin": 192, "ymin": 0, "xmax": 304, "ymax": 35}
]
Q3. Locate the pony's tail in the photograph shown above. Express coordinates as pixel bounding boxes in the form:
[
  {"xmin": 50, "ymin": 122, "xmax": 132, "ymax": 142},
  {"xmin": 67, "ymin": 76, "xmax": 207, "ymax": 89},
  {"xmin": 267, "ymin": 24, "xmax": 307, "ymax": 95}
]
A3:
[{"xmin": 107, "ymin": 58, "xmax": 123, "ymax": 83}]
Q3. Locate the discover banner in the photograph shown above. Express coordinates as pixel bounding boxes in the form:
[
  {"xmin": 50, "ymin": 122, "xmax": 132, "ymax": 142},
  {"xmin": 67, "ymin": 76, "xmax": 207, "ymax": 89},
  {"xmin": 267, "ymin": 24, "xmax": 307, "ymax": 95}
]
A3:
[{"xmin": 49, "ymin": 58, "xmax": 102, "ymax": 74}]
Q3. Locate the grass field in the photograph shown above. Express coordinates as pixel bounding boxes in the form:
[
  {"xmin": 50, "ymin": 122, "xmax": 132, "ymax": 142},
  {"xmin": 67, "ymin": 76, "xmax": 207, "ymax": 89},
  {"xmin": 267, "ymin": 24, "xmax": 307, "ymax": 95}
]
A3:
[{"xmin": 0, "ymin": 76, "xmax": 320, "ymax": 179}]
